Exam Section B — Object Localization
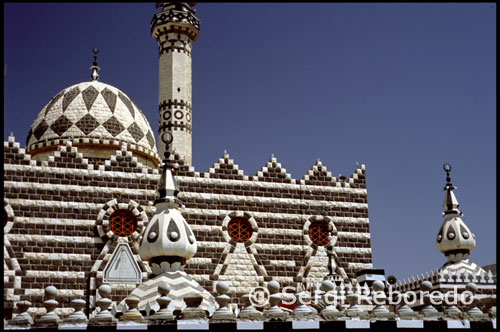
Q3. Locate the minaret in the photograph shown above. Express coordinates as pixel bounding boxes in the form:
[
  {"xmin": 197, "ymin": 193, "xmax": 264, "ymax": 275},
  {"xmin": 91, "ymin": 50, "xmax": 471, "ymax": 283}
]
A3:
[
  {"xmin": 151, "ymin": 2, "xmax": 200, "ymax": 164},
  {"xmin": 436, "ymin": 164, "xmax": 476, "ymax": 262}
]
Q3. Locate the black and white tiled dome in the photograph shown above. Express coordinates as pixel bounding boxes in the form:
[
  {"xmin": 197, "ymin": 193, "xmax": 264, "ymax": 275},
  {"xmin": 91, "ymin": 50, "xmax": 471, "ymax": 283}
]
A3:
[{"xmin": 26, "ymin": 81, "xmax": 159, "ymax": 161}]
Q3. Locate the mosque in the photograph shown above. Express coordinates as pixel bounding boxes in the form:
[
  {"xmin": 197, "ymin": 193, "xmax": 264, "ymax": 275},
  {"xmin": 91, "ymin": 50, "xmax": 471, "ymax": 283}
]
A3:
[{"xmin": 3, "ymin": 2, "xmax": 495, "ymax": 328}]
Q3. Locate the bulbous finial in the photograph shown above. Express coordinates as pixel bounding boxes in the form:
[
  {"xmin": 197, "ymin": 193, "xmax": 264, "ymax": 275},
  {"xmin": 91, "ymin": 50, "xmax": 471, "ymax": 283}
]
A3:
[{"xmin": 436, "ymin": 163, "xmax": 476, "ymax": 261}]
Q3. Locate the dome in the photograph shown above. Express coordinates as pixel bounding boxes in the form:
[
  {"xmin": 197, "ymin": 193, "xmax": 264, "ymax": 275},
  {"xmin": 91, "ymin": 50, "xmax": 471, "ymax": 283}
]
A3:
[{"xmin": 26, "ymin": 81, "xmax": 159, "ymax": 166}]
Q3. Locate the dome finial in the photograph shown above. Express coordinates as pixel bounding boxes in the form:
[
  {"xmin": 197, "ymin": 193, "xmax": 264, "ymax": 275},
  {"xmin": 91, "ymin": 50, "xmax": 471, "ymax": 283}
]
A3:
[{"xmin": 90, "ymin": 47, "xmax": 100, "ymax": 81}]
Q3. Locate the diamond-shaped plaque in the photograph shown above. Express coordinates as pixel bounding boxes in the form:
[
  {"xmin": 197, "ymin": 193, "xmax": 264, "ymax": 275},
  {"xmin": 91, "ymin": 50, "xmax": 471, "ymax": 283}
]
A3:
[
  {"xmin": 81, "ymin": 85, "xmax": 99, "ymax": 111},
  {"xmin": 50, "ymin": 115, "xmax": 73, "ymax": 136},
  {"xmin": 33, "ymin": 119, "xmax": 49, "ymax": 140},
  {"xmin": 118, "ymin": 92, "xmax": 135, "ymax": 119},
  {"xmin": 127, "ymin": 122, "xmax": 144, "ymax": 143},
  {"xmin": 102, "ymin": 116, "xmax": 125, "ymax": 137},
  {"xmin": 62, "ymin": 86, "xmax": 80, "ymax": 112},
  {"xmin": 101, "ymin": 87, "xmax": 117, "ymax": 113},
  {"xmin": 75, "ymin": 113, "xmax": 100, "ymax": 135}
]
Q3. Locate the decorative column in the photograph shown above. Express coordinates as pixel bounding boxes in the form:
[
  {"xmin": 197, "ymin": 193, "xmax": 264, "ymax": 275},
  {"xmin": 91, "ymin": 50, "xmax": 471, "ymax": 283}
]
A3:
[
  {"xmin": 35, "ymin": 286, "xmax": 61, "ymax": 327},
  {"xmin": 263, "ymin": 280, "xmax": 288, "ymax": 321},
  {"xmin": 7, "ymin": 301, "xmax": 34, "ymax": 327},
  {"xmin": 151, "ymin": 2, "xmax": 200, "ymax": 164},
  {"xmin": 211, "ymin": 282, "xmax": 236, "ymax": 321}
]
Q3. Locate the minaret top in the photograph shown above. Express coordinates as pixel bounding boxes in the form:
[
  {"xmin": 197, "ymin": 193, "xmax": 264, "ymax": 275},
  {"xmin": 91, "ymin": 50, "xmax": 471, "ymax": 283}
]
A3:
[
  {"xmin": 155, "ymin": 2, "xmax": 196, "ymax": 12},
  {"xmin": 436, "ymin": 164, "xmax": 476, "ymax": 262},
  {"xmin": 90, "ymin": 47, "xmax": 100, "ymax": 81},
  {"xmin": 151, "ymin": 1, "xmax": 200, "ymax": 39}
]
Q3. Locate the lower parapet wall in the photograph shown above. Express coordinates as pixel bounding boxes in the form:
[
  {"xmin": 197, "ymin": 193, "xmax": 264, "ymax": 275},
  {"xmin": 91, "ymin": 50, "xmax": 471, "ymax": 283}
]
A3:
[
  {"xmin": 5, "ymin": 279, "xmax": 496, "ymax": 330},
  {"xmin": 4, "ymin": 319, "xmax": 497, "ymax": 330}
]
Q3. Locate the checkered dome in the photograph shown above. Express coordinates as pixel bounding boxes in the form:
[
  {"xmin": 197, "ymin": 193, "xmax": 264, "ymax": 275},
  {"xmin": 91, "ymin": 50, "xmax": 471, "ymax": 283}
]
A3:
[{"xmin": 26, "ymin": 81, "xmax": 158, "ymax": 160}]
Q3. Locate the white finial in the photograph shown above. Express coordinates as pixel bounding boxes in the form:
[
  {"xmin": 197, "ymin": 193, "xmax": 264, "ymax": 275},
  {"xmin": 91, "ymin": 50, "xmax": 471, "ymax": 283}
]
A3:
[
  {"xmin": 436, "ymin": 164, "xmax": 476, "ymax": 262},
  {"xmin": 224, "ymin": 150, "xmax": 227, "ymax": 155}
]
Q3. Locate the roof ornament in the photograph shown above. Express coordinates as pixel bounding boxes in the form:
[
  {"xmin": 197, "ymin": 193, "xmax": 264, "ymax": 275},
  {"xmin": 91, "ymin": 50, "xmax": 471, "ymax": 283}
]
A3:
[
  {"xmin": 442, "ymin": 163, "xmax": 461, "ymax": 216},
  {"xmin": 156, "ymin": 144, "xmax": 182, "ymax": 208},
  {"xmin": 139, "ymin": 138, "xmax": 197, "ymax": 263},
  {"xmin": 436, "ymin": 163, "xmax": 476, "ymax": 262},
  {"xmin": 90, "ymin": 47, "xmax": 100, "ymax": 81}
]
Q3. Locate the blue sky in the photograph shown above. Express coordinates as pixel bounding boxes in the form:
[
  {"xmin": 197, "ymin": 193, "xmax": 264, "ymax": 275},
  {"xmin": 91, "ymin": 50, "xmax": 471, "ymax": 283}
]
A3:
[{"xmin": 4, "ymin": 3, "xmax": 496, "ymax": 280}]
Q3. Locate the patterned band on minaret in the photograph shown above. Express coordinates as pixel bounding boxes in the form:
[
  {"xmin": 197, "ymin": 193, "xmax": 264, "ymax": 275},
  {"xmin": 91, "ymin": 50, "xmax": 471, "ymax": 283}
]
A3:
[{"xmin": 151, "ymin": 2, "xmax": 200, "ymax": 165}]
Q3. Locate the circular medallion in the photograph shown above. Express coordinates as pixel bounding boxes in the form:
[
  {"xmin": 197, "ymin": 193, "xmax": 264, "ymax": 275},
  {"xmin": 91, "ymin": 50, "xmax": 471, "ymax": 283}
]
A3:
[
  {"xmin": 161, "ymin": 132, "xmax": 173, "ymax": 144},
  {"xmin": 228, "ymin": 218, "xmax": 253, "ymax": 243},
  {"xmin": 174, "ymin": 110, "xmax": 183, "ymax": 120},
  {"xmin": 163, "ymin": 111, "xmax": 171, "ymax": 120},
  {"xmin": 109, "ymin": 209, "xmax": 137, "ymax": 237},
  {"xmin": 186, "ymin": 112, "xmax": 191, "ymax": 123}
]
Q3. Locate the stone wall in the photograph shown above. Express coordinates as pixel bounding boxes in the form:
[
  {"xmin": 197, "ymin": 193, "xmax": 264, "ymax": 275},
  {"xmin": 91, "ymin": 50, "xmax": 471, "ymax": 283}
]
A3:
[{"xmin": 4, "ymin": 135, "xmax": 372, "ymax": 316}]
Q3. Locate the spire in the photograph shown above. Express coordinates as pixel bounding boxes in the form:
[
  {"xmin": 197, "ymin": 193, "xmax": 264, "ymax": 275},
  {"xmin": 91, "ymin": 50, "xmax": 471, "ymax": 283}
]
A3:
[
  {"xmin": 155, "ymin": 149, "xmax": 182, "ymax": 208},
  {"xmin": 442, "ymin": 163, "xmax": 461, "ymax": 216},
  {"xmin": 436, "ymin": 163, "xmax": 476, "ymax": 262},
  {"xmin": 90, "ymin": 47, "xmax": 100, "ymax": 81}
]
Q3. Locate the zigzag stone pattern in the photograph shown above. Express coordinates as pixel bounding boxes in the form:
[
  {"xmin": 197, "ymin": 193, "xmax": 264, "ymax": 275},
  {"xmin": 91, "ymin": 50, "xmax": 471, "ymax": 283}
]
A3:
[{"xmin": 4, "ymin": 137, "xmax": 371, "ymax": 316}]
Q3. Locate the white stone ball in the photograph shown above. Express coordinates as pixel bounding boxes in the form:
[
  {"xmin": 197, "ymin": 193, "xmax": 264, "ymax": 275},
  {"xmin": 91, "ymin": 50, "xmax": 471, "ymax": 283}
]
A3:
[
  {"xmin": 158, "ymin": 282, "xmax": 171, "ymax": 296},
  {"xmin": 320, "ymin": 280, "xmax": 334, "ymax": 292},
  {"xmin": 372, "ymin": 280, "xmax": 385, "ymax": 292},
  {"xmin": 267, "ymin": 280, "xmax": 280, "ymax": 294},
  {"xmin": 45, "ymin": 286, "xmax": 58, "ymax": 298},
  {"xmin": 216, "ymin": 281, "xmax": 229, "ymax": 295},
  {"xmin": 98, "ymin": 284, "xmax": 112, "ymax": 298},
  {"xmin": 466, "ymin": 282, "xmax": 478, "ymax": 294},
  {"xmin": 170, "ymin": 231, "xmax": 178, "ymax": 239},
  {"xmin": 420, "ymin": 281, "xmax": 433, "ymax": 292}
]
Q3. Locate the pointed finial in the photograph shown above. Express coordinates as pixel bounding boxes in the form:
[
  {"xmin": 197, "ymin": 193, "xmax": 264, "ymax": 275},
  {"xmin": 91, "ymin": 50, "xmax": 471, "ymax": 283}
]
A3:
[
  {"xmin": 90, "ymin": 47, "xmax": 100, "ymax": 81},
  {"xmin": 155, "ymin": 140, "xmax": 182, "ymax": 206},
  {"xmin": 442, "ymin": 163, "xmax": 461, "ymax": 215},
  {"xmin": 224, "ymin": 149, "xmax": 227, "ymax": 155},
  {"xmin": 271, "ymin": 153, "xmax": 274, "ymax": 158}
]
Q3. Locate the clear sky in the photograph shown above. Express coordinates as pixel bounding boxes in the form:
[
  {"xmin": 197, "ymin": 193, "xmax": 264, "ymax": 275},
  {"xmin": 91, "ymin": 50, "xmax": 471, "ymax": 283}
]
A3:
[{"xmin": 4, "ymin": 3, "xmax": 496, "ymax": 281}]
